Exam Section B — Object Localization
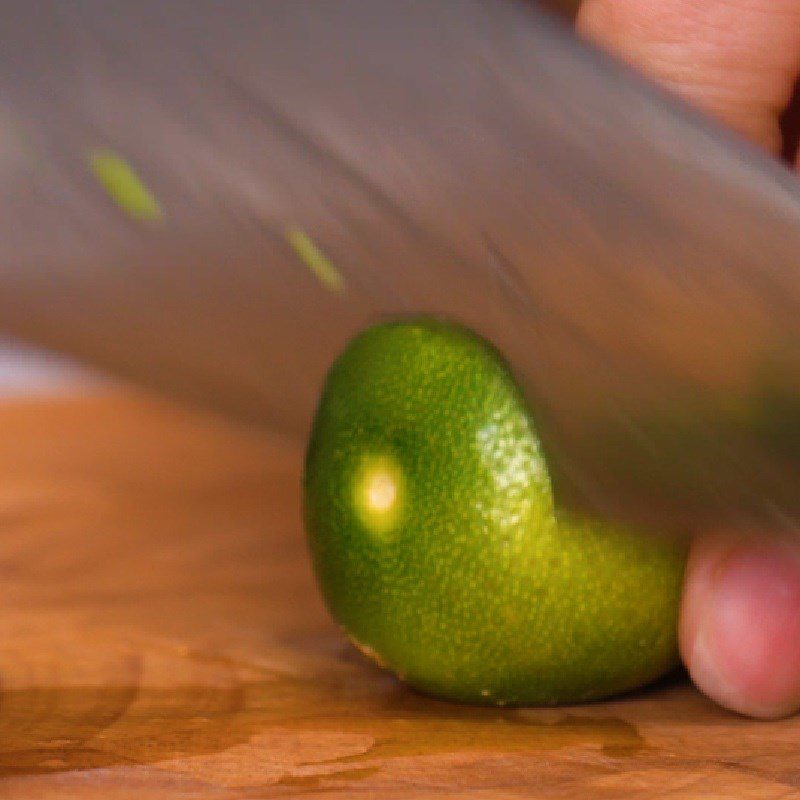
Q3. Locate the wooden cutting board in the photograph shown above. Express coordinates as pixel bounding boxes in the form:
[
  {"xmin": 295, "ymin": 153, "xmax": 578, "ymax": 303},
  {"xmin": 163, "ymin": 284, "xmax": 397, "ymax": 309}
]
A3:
[{"xmin": 0, "ymin": 393, "xmax": 798, "ymax": 799}]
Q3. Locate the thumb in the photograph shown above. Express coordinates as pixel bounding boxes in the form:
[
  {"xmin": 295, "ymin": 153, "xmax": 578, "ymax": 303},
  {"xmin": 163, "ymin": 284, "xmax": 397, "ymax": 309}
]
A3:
[{"xmin": 577, "ymin": 0, "xmax": 800, "ymax": 155}]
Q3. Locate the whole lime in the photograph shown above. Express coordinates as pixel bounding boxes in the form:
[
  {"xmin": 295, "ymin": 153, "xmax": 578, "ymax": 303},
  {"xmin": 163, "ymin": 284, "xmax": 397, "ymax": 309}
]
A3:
[{"xmin": 303, "ymin": 319, "xmax": 686, "ymax": 705}]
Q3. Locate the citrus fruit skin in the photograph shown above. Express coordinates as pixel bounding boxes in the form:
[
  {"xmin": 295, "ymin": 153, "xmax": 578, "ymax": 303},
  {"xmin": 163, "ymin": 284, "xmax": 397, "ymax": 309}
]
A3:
[{"xmin": 304, "ymin": 319, "xmax": 687, "ymax": 705}]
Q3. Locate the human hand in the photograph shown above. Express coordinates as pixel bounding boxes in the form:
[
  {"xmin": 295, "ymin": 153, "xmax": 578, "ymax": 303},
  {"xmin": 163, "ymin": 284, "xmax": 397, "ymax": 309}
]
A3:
[{"xmin": 577, "ymin": 0, "xmax": 800, "ymax": 718}]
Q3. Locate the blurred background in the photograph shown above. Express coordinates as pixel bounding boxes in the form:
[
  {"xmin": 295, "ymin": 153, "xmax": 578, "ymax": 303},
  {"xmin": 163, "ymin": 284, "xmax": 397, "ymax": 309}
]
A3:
[{"xmin": 0, "ymin": 339, "xmax": 106, "ymax": 396}]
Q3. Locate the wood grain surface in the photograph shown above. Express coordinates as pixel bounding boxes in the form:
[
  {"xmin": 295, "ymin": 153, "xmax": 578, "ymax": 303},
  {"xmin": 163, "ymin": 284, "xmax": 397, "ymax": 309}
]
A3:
[{"xmin": 0, "ymin": 394, "xmax": 798, "ymax": 799}]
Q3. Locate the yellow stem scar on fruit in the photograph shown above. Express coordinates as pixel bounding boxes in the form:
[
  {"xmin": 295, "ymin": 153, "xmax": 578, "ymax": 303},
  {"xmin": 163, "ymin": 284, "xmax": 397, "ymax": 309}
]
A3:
[{"xmin": 352, "ymin": 454, "xmax": 404, "ymax": 539}]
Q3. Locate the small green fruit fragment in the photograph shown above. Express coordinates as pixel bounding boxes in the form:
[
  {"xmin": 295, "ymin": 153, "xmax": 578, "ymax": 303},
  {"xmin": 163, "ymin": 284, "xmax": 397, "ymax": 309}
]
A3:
[{"xmin": 88, "ymin": 149, "xmax": 163, "ymax": 222}]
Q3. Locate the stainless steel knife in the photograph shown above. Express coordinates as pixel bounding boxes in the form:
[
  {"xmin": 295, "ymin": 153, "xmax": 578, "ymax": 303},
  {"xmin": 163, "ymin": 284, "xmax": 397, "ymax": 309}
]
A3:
[{"xmin": 2, "ymin": 0, "xmax": 800, "ymax": 532}]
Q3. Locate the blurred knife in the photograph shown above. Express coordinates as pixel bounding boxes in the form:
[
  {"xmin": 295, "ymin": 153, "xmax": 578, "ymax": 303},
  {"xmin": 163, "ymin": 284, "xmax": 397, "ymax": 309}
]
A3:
[{"xmin": 2, "ymin": 0, "xmax": 800, "ymax": 532}]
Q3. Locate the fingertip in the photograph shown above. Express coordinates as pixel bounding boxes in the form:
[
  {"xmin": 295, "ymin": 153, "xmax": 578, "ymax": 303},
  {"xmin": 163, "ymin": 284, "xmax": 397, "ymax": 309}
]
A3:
[{"xmin": 681, "ymin": 532, "xmax": 800, "ymax": 719}]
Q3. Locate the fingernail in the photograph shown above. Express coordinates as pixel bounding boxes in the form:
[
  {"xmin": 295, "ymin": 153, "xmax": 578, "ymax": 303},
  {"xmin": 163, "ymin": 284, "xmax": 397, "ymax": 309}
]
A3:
[{"xmin": 688, "ymin": 540, "xmax": 800, "ymax": 718}]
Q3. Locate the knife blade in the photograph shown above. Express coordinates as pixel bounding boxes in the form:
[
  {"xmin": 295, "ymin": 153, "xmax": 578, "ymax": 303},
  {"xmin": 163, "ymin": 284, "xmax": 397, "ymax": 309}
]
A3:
[{"xmin": 2, "ymin": 0, "xmax": 800, "ymax": 532}]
